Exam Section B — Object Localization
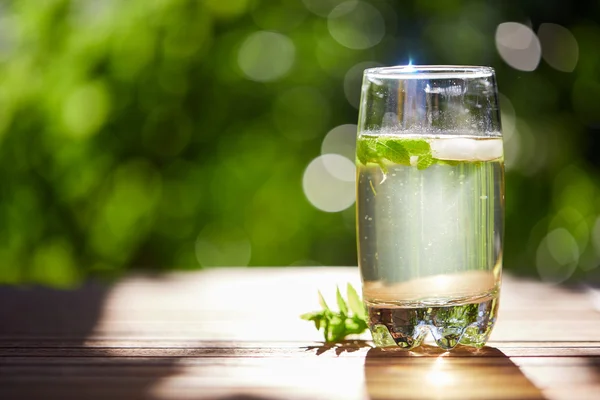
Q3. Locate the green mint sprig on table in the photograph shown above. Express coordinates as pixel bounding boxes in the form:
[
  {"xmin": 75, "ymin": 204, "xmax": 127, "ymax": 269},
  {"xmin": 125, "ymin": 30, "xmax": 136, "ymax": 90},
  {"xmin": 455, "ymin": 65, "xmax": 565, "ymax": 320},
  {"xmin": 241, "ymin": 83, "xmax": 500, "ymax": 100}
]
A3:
[
  {"xmin": 357, "ymin": 136, "xmax": 458, "ymax": 170},
  {"xmin": 301, "ymin": 284, "xmax": 368, "ymax": 342}
]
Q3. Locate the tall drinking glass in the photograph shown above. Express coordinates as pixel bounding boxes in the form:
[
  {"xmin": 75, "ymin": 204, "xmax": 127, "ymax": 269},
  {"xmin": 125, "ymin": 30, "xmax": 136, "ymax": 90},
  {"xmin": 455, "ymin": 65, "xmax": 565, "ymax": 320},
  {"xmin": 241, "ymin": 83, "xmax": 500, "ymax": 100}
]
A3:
[{"xmin": 356, "ymin": 66, "xmax": 504, "ymax": 350}]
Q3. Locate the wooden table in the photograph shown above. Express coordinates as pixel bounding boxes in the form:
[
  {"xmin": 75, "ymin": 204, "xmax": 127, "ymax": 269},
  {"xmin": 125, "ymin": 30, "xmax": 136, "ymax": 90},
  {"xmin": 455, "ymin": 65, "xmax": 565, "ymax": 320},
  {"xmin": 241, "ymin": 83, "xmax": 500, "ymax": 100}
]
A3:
[{"xmin": 1, "ymin": 268, "xmax": 599, "ymax": 399}]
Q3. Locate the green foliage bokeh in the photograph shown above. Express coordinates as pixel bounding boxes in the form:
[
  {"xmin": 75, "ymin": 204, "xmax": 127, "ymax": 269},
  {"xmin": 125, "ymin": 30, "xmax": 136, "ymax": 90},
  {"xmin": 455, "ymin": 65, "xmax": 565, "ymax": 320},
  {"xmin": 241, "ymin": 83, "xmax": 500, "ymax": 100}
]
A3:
[{"xmin": 0, "ymin": 0, "xmax": 599, "ymax": 286}]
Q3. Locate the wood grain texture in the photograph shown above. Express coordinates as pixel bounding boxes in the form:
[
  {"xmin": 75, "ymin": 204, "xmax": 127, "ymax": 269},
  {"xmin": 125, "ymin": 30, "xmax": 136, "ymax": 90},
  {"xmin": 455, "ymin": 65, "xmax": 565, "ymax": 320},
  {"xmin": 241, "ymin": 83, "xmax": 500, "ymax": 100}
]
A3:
[{"xmin": 0, "ymin": 268, "xmax": 599, "ymax": 400}]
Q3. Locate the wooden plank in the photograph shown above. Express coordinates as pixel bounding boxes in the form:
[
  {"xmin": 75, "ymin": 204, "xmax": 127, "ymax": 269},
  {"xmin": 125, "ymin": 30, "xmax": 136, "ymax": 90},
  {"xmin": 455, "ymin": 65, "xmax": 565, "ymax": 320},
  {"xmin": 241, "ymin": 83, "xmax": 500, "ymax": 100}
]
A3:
[
  {"xmin": 0, "ymin": 344, "xmax": 599, "ymax": 358},
  {"xmin": 2, "ymin": 269, "xmax": 599, "ymax": 342},
  {"xmin": 0, "ymin": 268, "xmax": 599, "ymax": 400},
  {"xmin": 1, "ymin": 355, "xmax": 599, "ymax": 367},
  {"xmin": 1, "ymin": 339, "xmax": 600, "ymax": 349},
  {"xmin": 0, "ymin": 355, "xmax": 564, "ymax": 400}
]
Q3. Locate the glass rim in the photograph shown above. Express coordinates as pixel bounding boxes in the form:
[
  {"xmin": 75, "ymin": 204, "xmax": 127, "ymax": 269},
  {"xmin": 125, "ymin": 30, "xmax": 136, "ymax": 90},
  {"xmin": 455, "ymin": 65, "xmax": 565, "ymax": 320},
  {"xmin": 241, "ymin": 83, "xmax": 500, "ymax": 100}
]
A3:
[{"xmin": 364, "ymin": 65, "xmax": 495, "ymax": 80}]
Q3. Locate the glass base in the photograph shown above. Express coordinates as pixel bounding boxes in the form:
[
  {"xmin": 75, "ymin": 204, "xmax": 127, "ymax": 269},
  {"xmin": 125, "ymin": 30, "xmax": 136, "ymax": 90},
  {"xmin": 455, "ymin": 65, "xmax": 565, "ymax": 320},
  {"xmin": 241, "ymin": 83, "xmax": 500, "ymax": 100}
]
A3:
[{"xmin": 367, "ymin": 296, "xmax": 499, "ymax": 350}]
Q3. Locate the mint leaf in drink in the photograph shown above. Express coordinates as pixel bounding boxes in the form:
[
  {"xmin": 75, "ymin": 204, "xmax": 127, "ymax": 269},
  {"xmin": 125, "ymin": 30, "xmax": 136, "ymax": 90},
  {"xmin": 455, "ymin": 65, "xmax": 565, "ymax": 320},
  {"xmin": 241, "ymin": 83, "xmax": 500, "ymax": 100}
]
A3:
[
  {"xmin": 401, "ymin": 139, "xmax": 431, "ymax": 156},
  {"xmin": 356, "ymin": 135, "xmax": 475, "ymax": 171},
  {"xmin": 357, "ymin": 136, "xmax": 433, "ymax": 168},
  {"xmin": 417, "ymin": 152, "xmax": 436, "ymax": 170},
  {"xmin": 376, "ymin": 140, "xmax": 410, "ymax": 165},
  {"xmin": 301, "ymin": 283, "xmax": 369, "ymax": 342},
  {"xmin": 357, "ymin": 136, "xmax": 390, "ymax": 173},
  {"xmin": 356, "ymin": 136, "xmax": 379, "ymax": 165}
]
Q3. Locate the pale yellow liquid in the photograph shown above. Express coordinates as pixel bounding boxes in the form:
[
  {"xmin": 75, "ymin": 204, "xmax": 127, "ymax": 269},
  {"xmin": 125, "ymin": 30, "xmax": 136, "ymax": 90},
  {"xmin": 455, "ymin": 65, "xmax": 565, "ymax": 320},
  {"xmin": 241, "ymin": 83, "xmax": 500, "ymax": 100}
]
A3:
[{"xmin": 357, "ymin": 136, "xmax": 504, "ymax": 349}]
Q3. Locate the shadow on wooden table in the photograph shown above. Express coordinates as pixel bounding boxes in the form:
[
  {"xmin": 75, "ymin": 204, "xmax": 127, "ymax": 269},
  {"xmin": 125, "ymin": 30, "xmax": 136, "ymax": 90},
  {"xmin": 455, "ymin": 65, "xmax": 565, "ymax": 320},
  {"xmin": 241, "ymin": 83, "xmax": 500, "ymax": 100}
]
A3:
[
  {"xmin": 303, "ymin": 340, "xmax": 374, "ymax": 356},
  {"xmin": 0, "ymin": 283, "xmax": 180, "ymax": 400},
  {"xmin": 364, "ymin": 345, "xmax": 545, "ymax": 400}
]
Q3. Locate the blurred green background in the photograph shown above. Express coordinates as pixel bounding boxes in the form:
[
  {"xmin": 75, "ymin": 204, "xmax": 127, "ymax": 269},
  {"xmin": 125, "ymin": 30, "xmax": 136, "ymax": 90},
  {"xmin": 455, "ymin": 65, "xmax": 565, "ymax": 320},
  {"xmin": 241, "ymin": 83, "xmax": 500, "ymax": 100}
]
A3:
[{"xmin": 0, "ymin": 0, "xmax": 599, "ymax": 287}]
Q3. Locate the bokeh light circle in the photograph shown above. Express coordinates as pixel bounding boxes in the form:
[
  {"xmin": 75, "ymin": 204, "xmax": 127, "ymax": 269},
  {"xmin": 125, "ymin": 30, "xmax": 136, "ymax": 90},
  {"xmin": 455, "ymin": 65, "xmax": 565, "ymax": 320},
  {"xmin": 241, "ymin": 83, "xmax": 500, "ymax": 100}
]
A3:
[
  {"xmin": 327, "ymin": 1, "xmax": 385, "ymax": 50},
  {"xmin": 238, "ymin": 31, "xmax": 295, "ymax": 82},
  {"xmin": 538, "ymin": 23, "xmax": 579, "ymax": 72},
  {"xmin": 495, "ymin": 22, "xmax": 541, "ymax": 71},
  {"xmin": 536, "ymin": 228, "xmax": 579, "ymax": 283},
  {"xmin": 344, "ymin": 61, "xmax": 383, "ymax": 109},
  {"xmin": 322, "ymin": 153, "xmax": 355, "ymax": 182},
  {"xmin": 321, "ymin": 124, "xmax": 357, "ymax": 161},
  {"xmin": 303, "ymin": 154, "xmax": 355, "ymax": 212}
]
